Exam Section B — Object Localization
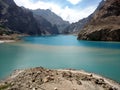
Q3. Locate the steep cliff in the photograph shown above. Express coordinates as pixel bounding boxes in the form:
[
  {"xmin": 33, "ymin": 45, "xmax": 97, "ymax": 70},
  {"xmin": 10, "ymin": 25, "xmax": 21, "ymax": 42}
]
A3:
[
  {"xmin": 32, "ymin": 9, "xmax": 70, "ymax": 33},
  {"xmin": 78, "ymin": 0, "xmax": 120, "ymax": 41},
  {"xmin": 64, "ymin": 0, "xmax": 106, "ymax": 34},
  {"xmin": 0, "ymin": 0, "xmax": 59, "ymax": 35},
  {"xmin": 0, "ymin": 0, "xmax": 41, "ymax": 35},
  {"xmin": 63, "ymin": 15, "xmax": 92, "ymax": 34},
  {"xmin": 33, "ymin": 13, "xmax": 59, "ymax": 35}
]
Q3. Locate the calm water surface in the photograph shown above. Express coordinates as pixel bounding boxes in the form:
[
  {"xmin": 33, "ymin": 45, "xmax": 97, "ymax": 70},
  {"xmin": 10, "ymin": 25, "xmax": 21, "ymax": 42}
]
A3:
[{"xmin": 0, "ymin": 35, "xmax": 120, "ymax": 82}]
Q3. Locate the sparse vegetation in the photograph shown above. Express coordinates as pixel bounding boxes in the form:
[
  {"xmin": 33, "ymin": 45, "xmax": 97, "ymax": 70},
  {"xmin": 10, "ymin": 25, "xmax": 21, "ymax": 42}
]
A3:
[
  {"xmin": 0, "ymin": 26, "xmax": 14, "ymax": 36},
  {"xmin": 0, "ymin": 84, "xmax": 11, "ymax": 90}
]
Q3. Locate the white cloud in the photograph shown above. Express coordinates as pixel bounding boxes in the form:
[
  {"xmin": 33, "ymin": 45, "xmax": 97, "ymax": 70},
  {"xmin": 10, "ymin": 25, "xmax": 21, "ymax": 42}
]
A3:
[
  {"xmin": 67, "ymin": 0, "xmax": 82, "ymax": 5},
  {"xmin": 14, "ymin": 0, "xmax": 97, "ymax": 23},
  {"xmin": 58, "ymin": 6, "xmax": 96, "ymax": 23}
]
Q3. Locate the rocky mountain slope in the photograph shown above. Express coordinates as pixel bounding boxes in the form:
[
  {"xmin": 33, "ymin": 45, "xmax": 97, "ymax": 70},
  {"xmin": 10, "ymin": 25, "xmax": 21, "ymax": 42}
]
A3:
[
  {"xmin": 64, "ymin": 0, "xmax": 106, "ymax": 34},
  {"xmin": 63, "ymin": 15, "xmax": 92, "ymax": 34},
  {"xmin": 32, "ymin": 12, "xmax": 59, "ymax": 35},
  {"xmin": 0, "ymin": 0, "xmax": 59, "ymax": 35},
  {"xmin": 0, "ymin": 0, "xmax": 40, "ymax": 35},
  {"xmin": 77, "ymin": 0, "xmax": 120, "ymax": 41},
  {"xmin": 32, "ymin": 9, "xmax": 70, "ymax": 33},
  {"xmin": 0, "ymin": 67, "xmax": 120, "ymax": 90}
]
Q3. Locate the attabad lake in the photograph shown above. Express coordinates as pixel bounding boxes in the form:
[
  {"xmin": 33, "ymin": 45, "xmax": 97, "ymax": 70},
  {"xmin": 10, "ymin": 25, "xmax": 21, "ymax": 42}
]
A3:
[{"xmin": 0, "ymin": 35, "xmax": 120, "ymax": 82}]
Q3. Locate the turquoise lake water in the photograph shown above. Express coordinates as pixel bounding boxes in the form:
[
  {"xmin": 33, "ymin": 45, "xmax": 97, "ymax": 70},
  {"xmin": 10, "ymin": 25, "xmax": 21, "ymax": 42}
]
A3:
[{"xmin": 0, "ymin": 35, "xmax": 120, "ymax": 82}]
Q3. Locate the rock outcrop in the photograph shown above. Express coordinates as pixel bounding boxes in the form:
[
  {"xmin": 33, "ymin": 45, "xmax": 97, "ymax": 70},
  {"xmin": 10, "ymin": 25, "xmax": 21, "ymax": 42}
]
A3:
[
  {"xmin": 0, "ymin": 67, "xmax": 120, "ymax": 90},
  {"xmin": 77, "ymin": 0, "xmax": 120, "ymax": 41}
]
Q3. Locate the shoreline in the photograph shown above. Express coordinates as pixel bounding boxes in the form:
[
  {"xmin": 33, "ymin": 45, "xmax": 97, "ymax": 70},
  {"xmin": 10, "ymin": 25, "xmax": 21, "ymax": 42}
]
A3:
[
  {"xmin": 58, "ymin": 69, "xmax": 120, "ymax": 87},
  {"xmin": 0, "ymin": 40, "xmax": 15, "ymax": 43},
  {"xmin": 0, "ymin": 67, "xmax": 120, "ymax": 90},
  {"xmin": 0, "ymin": 33, "xmax": 27, "ymax": 44}
]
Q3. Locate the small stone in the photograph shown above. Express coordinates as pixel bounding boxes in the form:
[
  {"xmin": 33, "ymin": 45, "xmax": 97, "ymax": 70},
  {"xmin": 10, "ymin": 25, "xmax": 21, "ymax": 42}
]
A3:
[
  {"xmin": 32, "ymin": 72, "xmax": 35, "ymax": 75},
  {"xmin": 81, "ymin": 76, "xmax": 91, "ymax": 81},
  {"xmin": 90, "ymin": 74, "xmax": 93, "ymax": 77},
  {"xmin": 54, "ymin": 87, "xmax": 58, "ymax": 90},
  {"xmin": 77, "ymin": 80, "xmax": 82, "ymax": 85},
  {"xmin": 33, "ymin": 87, "xmax": 37, "ymax": 90},
  {"xmin": 4, "ymin": 82, "xmax": 8, "ymax": 84},
  {"xmin": 73, "ymin": 88, "xmax": 77, "ymax": 90},
  {"xmin": 109, "ymin": 87, "xmax": 117, "ymax": 90},
  {"xmin": 99, "ymin": 78, "xmax": 104, "ymax": 82},
  {"xmin": 32, "ymin": 79, "xmax": 35, "ymax": 82},
  {"xmin": 10, "ymin": 82, "xmax": 15, "ymax": 86},
  {"xmin": 95, "ymin": 78, "xmax": 105, "ymax": 85},
  {"xmin": 43, "ymin": 76, "xmax": 54, "ymax": 83},
  {"xmin": 33, "ymin": 88, "xmax": 35, "ymax": 90}
]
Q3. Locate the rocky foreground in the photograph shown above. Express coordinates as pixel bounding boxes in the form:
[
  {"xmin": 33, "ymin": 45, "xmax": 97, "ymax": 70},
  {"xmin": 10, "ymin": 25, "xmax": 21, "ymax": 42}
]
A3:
[{"xmin": 0, "ymin": 67, "xmax": 120, "ymax": 90}]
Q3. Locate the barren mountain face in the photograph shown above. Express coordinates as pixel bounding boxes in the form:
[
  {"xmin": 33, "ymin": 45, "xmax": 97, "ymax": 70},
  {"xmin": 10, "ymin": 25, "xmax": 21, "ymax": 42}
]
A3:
[{"xmin": 78, "ymin": 0, "xmax": 120, "ymax": 41}]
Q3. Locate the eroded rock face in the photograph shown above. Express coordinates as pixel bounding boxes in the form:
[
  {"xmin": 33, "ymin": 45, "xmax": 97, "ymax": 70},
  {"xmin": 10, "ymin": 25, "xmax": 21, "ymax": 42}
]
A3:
[
  {"xmin": 0, "ymin": 0, "xmax": 41, "ymax": 35},
  {"xmin": 78, "ymin": 0, "xmax": 120, "ymax": 41},
  {"xmin": 0, "ymin": 0, "xmax": 59, "ymax": 35},
  {"xmin": 63, "ymin": 0, "xmax": 106, "ymax": 34},
  {"xmin": 32, "ymin": 9, "xmax": 69, "ymax": 33},
  {"xmin": 78, "ymin": 26, "xmax": 120, "ymax": 41},
  {"xmin": 63, "ymin": 16, "xmax": 92, "ymax": 34}
]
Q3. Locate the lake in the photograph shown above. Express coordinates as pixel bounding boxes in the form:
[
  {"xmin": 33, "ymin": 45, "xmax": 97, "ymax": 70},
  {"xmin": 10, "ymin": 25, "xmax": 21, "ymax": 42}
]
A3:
[{"xmin": 0, "ymin": 35, "xmax": 120, "ymax": 83}]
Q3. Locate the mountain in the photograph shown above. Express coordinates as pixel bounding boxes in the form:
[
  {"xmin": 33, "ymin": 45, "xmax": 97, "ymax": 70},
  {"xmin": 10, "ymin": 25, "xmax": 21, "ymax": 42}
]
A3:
[
  {"xmin": 0, "ymin": 0, "xmax": 40, "ymax": 35},
  {"xmin": 0, "ymin": 0, "xmax": 59, "ymax": 35},
  {"xmin": 63, "ymin": 15, "xmax": 92, "ymax": 34},
  {"xmin": 32, "ymin": 9, "xmax": 70, "ymax": 33},
  {"xmin": 32, "ymin": 13, "xmax": 59, "ymax": 35},
  {"xmin": 64, "ymin": 0, "xmax": 106, "ymax": 34},
  {"xmin": 77, "ymin": 0, "xmax": 120, "ymax": 41}
]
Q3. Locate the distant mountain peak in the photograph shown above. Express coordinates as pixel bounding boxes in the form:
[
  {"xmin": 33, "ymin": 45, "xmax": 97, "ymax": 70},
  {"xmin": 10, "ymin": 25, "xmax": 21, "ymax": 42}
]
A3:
[{"xmin": 32, "ymin": 9, "xmax": 70, "ymax": 33}]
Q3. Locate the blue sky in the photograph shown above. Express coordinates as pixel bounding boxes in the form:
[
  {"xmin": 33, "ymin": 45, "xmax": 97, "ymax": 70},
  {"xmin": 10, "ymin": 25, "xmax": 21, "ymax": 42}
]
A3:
[{"xmin": 14, "ymin": 0, "xmax": 101, "ymax": 23}]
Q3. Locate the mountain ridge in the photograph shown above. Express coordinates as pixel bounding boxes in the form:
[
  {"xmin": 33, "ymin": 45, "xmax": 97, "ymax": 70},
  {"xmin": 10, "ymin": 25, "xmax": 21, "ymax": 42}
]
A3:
[
  {"xmin": 77, "ymin": 0, "xmax": 120, "ymax": 41},
  {"xmin": 32, "ymin": 9, "xmax": 70, "ymax": 33},
  {"xmin": 0, "ymin": 0, "xmax": 59, "ymax": 35},
  {"xmin": 64, "ymin": 0, "xmax": 106, "ymax": 34}
]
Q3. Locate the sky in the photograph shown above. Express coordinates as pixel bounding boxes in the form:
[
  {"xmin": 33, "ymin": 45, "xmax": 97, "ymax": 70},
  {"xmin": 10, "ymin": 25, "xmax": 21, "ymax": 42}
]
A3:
[{"xmin": 14, "ymin": 0, "xmax": 101, "ymax": 23}]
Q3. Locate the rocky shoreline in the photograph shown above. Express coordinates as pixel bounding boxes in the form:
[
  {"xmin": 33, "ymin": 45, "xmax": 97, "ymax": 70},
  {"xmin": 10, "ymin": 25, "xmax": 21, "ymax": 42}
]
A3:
[
  {"xmin": 0, "ymin": 34, "xmax": 28, "ymax": 44},
  {"xmin": 0, "ymin": 67, "xmax": 120, "ymax": 90},
  {"xmin": 0, "ymin": 40, "xmax": 15, "ymax": 43}
]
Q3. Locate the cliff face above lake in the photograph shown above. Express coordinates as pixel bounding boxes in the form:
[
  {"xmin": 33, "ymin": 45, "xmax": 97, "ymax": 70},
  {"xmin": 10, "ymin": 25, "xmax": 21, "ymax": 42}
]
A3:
[
  {"xmin": 63, "ymin": 15, "xmax": 92, "ymax": 34},
  {"xmin": 0, "ymin": 0, "xmax": 59, "ymax": 35},
  {"xmin": 0, "ymin": 0, "xmax": 40, "ymax": 35},
  {"xmin": 77, "ymin": 0, "xmax": 120, "ymax": 41},
  {"xmin": 32, "ymin": 12, "xmax": 59, "ymax": 35},
  {"xmin": 63, "ymin": 0, "xmax": 106, "ymax": 34},
  {"xmin": 0, "ymin": 67, "xmax": 120, "ymax": 90},
  {"xmin": 32, "ymin": 9, "xmax": 69, "ymax": 33}
]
